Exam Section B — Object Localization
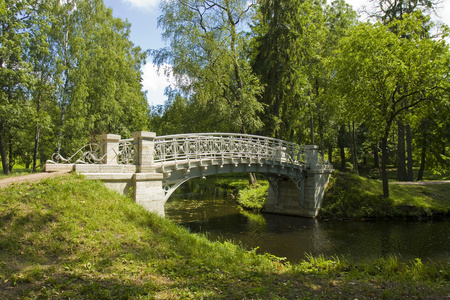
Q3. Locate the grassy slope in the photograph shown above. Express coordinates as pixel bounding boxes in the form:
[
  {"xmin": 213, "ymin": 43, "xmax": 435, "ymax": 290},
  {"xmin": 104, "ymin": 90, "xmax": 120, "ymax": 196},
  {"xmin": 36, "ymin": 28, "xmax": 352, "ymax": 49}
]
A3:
[
  {"xmin": 320, "ymin": 171, "xmax": 450, "ymax": 219},
  {"xmin": 0, "ymin": 174, "xmax": 449, "ymax": 299}
]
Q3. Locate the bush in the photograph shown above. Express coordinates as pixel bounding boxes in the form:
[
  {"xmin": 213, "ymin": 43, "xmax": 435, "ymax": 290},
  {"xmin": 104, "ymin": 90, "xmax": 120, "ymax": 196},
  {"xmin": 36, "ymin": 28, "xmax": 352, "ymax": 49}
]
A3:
[{"xmin": 237, "ymin": 185, "xmax": 268, "ymax": 212}]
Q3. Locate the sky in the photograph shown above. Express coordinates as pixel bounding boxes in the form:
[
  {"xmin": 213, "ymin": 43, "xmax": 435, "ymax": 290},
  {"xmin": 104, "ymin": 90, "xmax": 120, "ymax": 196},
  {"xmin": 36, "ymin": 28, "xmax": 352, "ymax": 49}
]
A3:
[{"xmin": 103, "ymin": 0, "xmax": 450, "ymax": 107}]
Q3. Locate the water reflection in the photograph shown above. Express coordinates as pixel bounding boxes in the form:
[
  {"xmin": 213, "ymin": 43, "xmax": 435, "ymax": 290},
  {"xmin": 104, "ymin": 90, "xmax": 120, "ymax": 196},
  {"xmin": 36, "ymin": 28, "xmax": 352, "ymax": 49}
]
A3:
[{"xmin": 166, "ymin": 184, "xmax": 450, "ymax": 263}]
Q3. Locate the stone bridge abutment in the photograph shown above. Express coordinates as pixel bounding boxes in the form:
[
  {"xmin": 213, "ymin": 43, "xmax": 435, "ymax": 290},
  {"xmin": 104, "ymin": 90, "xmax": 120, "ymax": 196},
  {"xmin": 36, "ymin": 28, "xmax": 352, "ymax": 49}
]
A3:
[{"xmin": 45, "ymin": 132, "xmax": 333, "ymax": 218}]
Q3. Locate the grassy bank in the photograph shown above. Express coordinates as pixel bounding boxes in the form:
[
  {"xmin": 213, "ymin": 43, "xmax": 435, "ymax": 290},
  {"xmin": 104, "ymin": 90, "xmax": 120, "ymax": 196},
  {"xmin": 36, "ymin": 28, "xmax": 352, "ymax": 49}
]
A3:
[
  {"xmin": 320, "ymin": 171, "xmax": 450, "ymax": 219},
  {"xmin": 0, "ymin": 174, "xmax": 449, "ymax": 299}
]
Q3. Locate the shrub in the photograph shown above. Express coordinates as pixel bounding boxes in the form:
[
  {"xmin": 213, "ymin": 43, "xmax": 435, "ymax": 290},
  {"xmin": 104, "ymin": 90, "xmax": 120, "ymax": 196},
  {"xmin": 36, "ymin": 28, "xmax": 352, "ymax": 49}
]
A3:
[{"xmin": 237, "ymin": 185, "xmax": 268, "ymax": 212}]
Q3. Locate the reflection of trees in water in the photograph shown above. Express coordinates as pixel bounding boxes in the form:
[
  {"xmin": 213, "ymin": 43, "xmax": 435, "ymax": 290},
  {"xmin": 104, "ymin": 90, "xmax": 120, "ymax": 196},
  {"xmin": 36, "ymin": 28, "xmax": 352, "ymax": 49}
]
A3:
[{"xmin": 241, "ymin": 211, "xmax": 267, "ymax": 234}]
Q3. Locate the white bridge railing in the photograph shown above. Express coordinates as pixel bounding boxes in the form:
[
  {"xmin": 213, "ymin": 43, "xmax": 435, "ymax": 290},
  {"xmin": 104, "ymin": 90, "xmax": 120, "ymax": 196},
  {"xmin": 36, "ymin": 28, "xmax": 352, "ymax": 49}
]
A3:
[
  {"xmin": 48, "ymin": 138, "xmax": 135, "ymax": 165},
  {"xmin": 47, "ymin": 132, "xmax": 312, "ymax": 168},
  {"xmin": 153, "ymin": 133, "xmax": 305, "ymax": 167}
]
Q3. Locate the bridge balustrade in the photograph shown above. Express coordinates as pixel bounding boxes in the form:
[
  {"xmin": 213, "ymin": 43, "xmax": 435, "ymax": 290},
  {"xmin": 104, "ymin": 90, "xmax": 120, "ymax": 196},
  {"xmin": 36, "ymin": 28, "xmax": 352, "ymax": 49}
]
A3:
[{"xmin": 153, "ymin": 133, "xmax": 305, "ymax": 168}]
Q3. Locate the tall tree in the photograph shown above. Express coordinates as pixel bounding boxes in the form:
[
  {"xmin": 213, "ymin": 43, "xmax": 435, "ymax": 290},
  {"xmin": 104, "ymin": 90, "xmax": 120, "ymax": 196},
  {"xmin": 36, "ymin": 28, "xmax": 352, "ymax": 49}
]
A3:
[
  {"xmin": 251, "ymin": 0, "xmax": 357, "ymax": 158},
  {"xmin": 251, "ymin": 0, "xmax": 315, "ymax": 140},
  {"xmin": 153, "ymin": 0, "xmax": 264, "ymax": 134},
  {"xmin": 26, "ymin": 0, "xmax": 57, "ymax": 171},
  {"xmin": 331, "ymin": 13, "xmax": 450, "ymax": 197},
  {"xmin": 49, "ymin": 0, "xmax": 149, "ymax": 157},
  {"xmin": 0, "ymin": 0, "xmax": 38, "ymax": 174},
  {"xmin": 368, "ymin": 0, "xmax": 442, "ymax": 181}
]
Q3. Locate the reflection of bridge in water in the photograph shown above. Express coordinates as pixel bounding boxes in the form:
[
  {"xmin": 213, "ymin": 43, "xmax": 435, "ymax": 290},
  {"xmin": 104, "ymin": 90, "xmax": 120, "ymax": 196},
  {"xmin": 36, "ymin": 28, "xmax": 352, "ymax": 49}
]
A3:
[{"xmin": 45, "ymin": 132, "xmax": 333, "ymax": 218}]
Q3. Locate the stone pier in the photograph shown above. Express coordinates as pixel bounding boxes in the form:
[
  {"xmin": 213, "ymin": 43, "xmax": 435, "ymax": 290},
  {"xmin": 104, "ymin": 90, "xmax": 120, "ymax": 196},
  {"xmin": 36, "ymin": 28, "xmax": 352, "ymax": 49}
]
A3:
[{"xmin": 264, "ymin": 146, "xmax": 332, "ymax": 218}]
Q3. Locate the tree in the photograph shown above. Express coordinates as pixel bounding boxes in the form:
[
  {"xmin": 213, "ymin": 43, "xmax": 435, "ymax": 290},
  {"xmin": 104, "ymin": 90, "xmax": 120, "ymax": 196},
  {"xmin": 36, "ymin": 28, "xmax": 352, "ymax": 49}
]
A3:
[
  {"xmin": 331, "ymin": 13, "xmax": 450, "ymax": 197},
  {"xmin": 48, "ymin": 0, "xmax": 149, "ymax": 157},
  {"xmin": 26, "ymin": 0, "xmax": 57, "ymax": 171},
  {"xmin": 251, "ymin": 0, "xmax": 358, "ymax": 164},
  {"xmin": 251, "ymin": 0, "xmax": 316, "ymax": 140},
  {"xmin": 367, "ymin": 0, "xmax": 441, "ymax": 24},
  {"xmin": 0, "ymin": 0, "xmax": 38, "ymax": 174},
  {"xmin": 367, "ymin": 0, "xmax": 443, "ymax": 181},
  {"xmin": 152, "ymin": 0, "xmax": 263, "ymax": 134}
]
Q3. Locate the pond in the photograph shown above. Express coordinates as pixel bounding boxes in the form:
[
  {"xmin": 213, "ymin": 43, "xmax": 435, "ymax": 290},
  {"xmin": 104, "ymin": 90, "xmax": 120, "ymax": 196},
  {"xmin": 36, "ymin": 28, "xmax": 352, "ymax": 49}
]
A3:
[{"xmin": 165, "ymin": 182, "xmax": 450, "ymax": 264}]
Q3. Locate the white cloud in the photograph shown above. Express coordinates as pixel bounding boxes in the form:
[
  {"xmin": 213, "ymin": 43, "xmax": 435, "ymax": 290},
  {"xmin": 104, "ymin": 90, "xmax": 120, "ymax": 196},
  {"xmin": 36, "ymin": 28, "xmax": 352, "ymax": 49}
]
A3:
[
  {"xmin": 122, "ymin": 0, "xmax": 159, "ymax": 9},
  {"xmin": 142, "ymin": 63, "xmax": 173, "ymax": 106}
]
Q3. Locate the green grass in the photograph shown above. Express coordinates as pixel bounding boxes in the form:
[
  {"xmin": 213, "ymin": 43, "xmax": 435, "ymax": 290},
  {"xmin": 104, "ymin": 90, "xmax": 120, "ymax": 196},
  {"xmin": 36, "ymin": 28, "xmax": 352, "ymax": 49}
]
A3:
[
  {"xmin": 321, "ymin": 171, "xmax": 450, "ymax": 219},
  {"xmin": 0, "ymin": 174, "xmax": 448, "ymax": 299}
]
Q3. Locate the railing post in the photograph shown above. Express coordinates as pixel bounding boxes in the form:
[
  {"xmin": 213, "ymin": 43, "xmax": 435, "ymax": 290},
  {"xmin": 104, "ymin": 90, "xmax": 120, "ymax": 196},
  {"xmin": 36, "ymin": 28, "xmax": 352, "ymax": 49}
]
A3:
[
  {"xmin": 132, "ymin": 131, "xmax": 156, "ymax": 172},
  {"xmin": 304, "ymin": 145, "xmax": 319, "ymax": 169},
  {"xmin": 100, "ymin": 134, "xmax": 121, "ymax": 164}
]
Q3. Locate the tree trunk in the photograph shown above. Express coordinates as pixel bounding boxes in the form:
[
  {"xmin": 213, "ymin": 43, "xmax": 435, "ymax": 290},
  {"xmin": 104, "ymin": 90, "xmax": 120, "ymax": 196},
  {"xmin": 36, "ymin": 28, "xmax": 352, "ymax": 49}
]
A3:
[
  {"xmin": 309, "ymin": 104, "xmax": 314, "ymax": 145},
  {"xmin": 417, "ymin": 122, "xmax": 427, "ymax": 181},
  {"xmin": 319, "ymin": 111, "xmax": 324, "ymax": 160},
  {"xmin": 417, "ymin": 142, "xmax": 426, "ymax": 181},
  {"xmin": 349, "ymin": 122, "xmax": 358, "ymax": 173},
  {"xmin": 373, "ymin": 142, "xmax": 380, "ymax": 169},
  {"xmin": 328, "ymin": 143, "xmax": 333, "ymax": 164},
  {"xmin": 397, "ymin": 120, "xmax": 407, "ymax": 181},
  {"xmin": 381, "ymin": 135, "xmax": 390, "ymax": 198},
  {"xmin": 8, "ymin": 139, "xmax": 13, "ymax": 173},
  {"xmin": 33, "ymin": 91, "xmax": 42, "ymax": 172},
  {"xmin": 340, "ymin": 145, "xmax": 345, "ymax": 170},
  {"xmin": 273, "ymin": 94, "xmax": 281, "ymax": 139},
  {"xmin": 0, "ymin": 121, "xmax": 9, "ymax": 175},
  {"xmin": 338, "ymin": 125, "xmax": 346, "ymax": 170},
  {"xmin": 373, "ymin": 142, "xmax": 380, "ymax": 168},
  {"xmin": 33, "ymin": 126, "xmax": 40, "ymax": 172},
  {"xmin": 406, "ymin": 123, "xmax": 413, "ymax": 181},
  {"xmin": 247, "ymin": 172, "xmax": 257, "ymax": 186}
]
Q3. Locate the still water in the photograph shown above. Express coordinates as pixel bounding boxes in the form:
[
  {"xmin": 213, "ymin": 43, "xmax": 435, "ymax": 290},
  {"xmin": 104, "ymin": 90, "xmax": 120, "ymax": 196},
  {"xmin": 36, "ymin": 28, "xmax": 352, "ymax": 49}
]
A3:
[{"xmin": 165, "ymin": 184, "xmax": 449, "ymax": 263}]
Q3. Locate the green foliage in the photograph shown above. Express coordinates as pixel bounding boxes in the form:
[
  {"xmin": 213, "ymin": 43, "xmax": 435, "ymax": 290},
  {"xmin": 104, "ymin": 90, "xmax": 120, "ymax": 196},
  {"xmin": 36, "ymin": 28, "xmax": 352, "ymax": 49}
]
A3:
[{"xmin": 237, "ymin": 184, "xmax": 268, "ymax": 212}]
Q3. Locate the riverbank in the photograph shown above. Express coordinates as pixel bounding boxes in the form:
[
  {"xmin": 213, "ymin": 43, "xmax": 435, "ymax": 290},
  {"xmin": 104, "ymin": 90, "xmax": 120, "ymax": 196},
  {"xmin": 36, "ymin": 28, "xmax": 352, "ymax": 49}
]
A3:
[
  {"xmin": 213, "ymin": 171, "xmax": 450, "ymax": 220},
  {"xmin": 0, "ymin": 174, "xmax": 448, "ymax": 299},
  {"xmin": 320, "ymin": 171, "xmax": 450, "ymax": 220}
]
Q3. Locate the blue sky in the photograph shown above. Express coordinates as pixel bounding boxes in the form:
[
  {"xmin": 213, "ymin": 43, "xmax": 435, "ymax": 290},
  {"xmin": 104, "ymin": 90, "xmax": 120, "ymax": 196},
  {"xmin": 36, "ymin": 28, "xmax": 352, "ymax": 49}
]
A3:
[{"xmin": 103, "ymin": 0, "xmax": 450, "ymax": 107}]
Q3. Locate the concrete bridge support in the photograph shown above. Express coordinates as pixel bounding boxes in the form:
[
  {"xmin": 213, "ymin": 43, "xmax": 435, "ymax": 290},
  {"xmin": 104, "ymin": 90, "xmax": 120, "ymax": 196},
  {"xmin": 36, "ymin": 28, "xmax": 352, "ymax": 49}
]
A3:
[{"xmin": 264, "ymin": 146, "xmax": 332, "ymax": 217}]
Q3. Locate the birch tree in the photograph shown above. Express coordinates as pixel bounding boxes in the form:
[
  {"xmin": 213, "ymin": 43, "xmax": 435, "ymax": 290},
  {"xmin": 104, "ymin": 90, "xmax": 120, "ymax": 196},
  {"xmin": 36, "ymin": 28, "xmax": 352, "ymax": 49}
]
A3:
[{"xmin": 152, "ymin": 0, "xmax": 264, "ymax": 134}]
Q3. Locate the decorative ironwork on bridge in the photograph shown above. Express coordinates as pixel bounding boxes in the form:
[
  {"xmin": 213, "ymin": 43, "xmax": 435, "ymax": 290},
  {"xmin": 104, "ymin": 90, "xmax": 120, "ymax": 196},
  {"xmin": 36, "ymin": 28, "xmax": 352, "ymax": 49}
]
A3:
[
  {"xmin": 47, "ymin": 133, "xmax": 314, "ymax": 169},
  {"xmin": 153, "ymin": 133, "xmax": 306, "ymax": 167}
]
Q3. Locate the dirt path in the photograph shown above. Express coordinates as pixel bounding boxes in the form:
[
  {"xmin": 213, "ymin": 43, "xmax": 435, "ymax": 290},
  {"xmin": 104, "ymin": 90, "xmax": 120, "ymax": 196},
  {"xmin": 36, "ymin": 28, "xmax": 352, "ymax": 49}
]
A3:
[
  {"xmin": 390, "ymin": 180, "xmax": 450, "ymax": 185},
  {"xmin": 0, "ymin": 172, "xmax": 68, "ymax": 189}
]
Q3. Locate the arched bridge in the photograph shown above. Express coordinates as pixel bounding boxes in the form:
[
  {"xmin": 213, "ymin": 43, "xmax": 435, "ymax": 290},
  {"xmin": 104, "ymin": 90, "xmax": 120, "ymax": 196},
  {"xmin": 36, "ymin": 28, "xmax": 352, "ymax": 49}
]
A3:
[{"xmin": 45, "ymin": 132, "xmax": 333, "ymax": 218}]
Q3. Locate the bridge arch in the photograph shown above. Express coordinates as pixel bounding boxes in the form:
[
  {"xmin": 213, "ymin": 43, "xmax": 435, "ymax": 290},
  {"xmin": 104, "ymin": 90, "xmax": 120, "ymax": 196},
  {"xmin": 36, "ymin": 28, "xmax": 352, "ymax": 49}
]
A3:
[{"xmin": 45, "ymin": 132, "xmax": 332, "ymax": 218}]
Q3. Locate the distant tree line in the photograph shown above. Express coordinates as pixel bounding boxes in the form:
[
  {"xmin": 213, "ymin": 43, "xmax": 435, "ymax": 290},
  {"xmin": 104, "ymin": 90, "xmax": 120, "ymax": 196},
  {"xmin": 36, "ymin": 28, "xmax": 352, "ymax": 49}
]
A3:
[
  {"xmin": 150, "ymin": 0, "xmax": 450, "ymax": 197},
  {"xmin": 0, "ymin": 0, "xmax": 149, "ymax": 174}
]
